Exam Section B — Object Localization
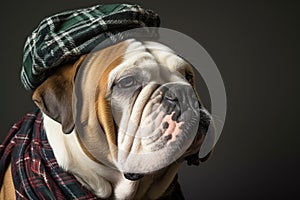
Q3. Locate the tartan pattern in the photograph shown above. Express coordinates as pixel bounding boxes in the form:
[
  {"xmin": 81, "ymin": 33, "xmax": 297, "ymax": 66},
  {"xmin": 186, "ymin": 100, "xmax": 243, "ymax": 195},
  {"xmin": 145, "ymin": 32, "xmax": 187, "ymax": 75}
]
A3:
[
  {"xmin": 0, "ymin": 109, "xmax": 100, "ymax": 199},
  {"xmin": 21, "ymin": 4, "xmax": 160, "ymax": 90},
  {"xmin": 0, "ymin": 109, "xmax": 184, "ymax": 199}
]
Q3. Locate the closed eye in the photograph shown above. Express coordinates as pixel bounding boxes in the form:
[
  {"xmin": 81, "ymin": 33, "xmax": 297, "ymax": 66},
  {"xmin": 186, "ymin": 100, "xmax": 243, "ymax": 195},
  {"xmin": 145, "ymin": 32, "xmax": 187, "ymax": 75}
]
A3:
[{"xmin": 116, "ymin": 76, "xmax": 136, "ymax": 88}]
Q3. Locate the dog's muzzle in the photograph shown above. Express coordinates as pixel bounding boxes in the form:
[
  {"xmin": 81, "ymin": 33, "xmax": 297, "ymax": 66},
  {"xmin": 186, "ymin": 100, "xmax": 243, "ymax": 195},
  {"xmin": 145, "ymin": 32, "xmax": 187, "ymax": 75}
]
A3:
[{"xmin": 116, "ymin": 82, "xmax": 202, "ymax": 174}]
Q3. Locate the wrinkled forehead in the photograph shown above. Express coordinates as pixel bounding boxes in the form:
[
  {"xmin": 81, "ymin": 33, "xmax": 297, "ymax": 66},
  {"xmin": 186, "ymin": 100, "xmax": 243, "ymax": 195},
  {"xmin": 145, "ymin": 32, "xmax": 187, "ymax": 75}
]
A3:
[
  {"xmin": 78, "ymin": 39, "xmax": 193, "ymax": 92},
  {"xmin": 108, "ymin": 39, "xmax": 193, "ymax": 83}
]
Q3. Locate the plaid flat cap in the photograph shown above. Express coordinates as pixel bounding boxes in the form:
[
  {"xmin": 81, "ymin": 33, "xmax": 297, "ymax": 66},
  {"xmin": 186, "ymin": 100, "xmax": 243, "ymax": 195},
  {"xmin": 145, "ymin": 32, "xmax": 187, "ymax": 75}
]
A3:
[{"xmin": 21, "ymin": 4, "xmax": 160, "ymax": 90}]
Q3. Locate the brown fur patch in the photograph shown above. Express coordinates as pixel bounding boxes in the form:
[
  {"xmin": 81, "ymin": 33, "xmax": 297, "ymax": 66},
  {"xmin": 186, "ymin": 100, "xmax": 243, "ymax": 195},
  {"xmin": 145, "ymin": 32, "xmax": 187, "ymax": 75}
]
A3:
[
  {"xmin": 92, "ymin": 41, "xmax": 129, "ymax": 158},
  {"xmin": 0, "ymin": 165, "xmax": 15, "ymax": 200},
  {"xmin": 32, "ymin": 55, "xmax": 87, "ymax": 134}
]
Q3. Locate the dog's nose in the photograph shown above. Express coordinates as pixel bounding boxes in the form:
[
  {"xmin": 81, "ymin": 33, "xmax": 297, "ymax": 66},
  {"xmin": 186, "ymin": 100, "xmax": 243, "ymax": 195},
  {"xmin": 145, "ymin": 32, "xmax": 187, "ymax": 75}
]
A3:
[{"xmin": 161, "ymin": 83, "xmax": 199, "ymax": 121}]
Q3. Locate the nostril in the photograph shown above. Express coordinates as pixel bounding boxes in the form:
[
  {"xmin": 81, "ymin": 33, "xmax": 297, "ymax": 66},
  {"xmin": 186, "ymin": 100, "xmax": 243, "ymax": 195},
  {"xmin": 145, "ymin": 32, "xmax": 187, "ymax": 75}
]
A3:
[
  {"xmin": 164, "ymin": 97, "xmax": 177, "ymax": 107},
  {"xmin": 166, "ymin": 96, "xmax": 177, "ymax": 102},
  {"xmin": 162, "ymin": 88, "xmax": 181, "ymax": 115},
  {"xmin": 164, "ymin": 91, "xmax": 178, "ymax": 103}
]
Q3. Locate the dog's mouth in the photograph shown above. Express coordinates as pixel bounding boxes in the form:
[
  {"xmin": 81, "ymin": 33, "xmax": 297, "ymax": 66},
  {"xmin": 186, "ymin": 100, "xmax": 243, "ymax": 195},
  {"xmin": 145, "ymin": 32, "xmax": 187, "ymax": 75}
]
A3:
[
  {"xmin": 115, "ymin": 82, "xmax": 202, "ymax": 175},
  {"xmin": 123, "ymin": 173, "xmax": 144, "ymax": 181}
]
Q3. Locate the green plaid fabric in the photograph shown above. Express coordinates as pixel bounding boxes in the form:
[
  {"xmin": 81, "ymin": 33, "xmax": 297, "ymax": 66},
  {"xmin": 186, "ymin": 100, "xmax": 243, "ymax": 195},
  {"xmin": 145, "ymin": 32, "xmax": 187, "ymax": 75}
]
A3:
[{"xmin": 21, "ymin": 4, "xmax": 160, "ymax": 90}]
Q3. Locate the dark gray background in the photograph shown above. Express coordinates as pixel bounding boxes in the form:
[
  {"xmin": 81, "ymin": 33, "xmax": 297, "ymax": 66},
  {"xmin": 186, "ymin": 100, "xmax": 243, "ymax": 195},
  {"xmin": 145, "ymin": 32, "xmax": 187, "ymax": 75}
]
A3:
[{"xmin": 0, "ymin": 0, "xmax": 298, "ymax": 199}]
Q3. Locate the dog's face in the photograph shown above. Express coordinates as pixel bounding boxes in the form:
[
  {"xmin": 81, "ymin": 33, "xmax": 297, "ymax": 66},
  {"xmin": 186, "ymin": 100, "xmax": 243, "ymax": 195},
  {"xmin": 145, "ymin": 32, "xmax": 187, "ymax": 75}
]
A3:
[
  {"xmin": 108, "ymin": 40, "xmax": 204, "ymax": 174},
  {"xmin": 33, "ymin": 39, "xmax": 211, "ymax": 178}
]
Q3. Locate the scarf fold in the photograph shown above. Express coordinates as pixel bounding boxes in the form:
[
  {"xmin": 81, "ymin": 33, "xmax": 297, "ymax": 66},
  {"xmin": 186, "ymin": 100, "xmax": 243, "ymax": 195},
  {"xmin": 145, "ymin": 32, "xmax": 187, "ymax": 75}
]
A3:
[{"xmin": 0, "ymin": 109, "xmax": 100, "ymax": 199}]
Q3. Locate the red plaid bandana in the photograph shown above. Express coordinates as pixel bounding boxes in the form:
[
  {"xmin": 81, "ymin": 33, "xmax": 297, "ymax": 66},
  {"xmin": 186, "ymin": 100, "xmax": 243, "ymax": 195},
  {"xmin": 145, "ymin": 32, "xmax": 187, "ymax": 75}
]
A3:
[
  {"xmin": 0, "ymin": 109, "xmax": 100, "ymax": 199},
  {"xmin": 0, "ymin": 109, "xmax": 184, "ymax": 199}
]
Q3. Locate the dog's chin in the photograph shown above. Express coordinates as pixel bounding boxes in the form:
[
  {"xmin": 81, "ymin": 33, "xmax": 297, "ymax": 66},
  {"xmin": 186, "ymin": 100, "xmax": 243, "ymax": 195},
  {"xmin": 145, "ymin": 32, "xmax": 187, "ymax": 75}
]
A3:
[
  {"xmin": 116, "ymin": 107, "xmax": 200, "ymax": 175},
  {"xmin": 117, "ymin": 132, "xmax": 195, "ymax": 176}
]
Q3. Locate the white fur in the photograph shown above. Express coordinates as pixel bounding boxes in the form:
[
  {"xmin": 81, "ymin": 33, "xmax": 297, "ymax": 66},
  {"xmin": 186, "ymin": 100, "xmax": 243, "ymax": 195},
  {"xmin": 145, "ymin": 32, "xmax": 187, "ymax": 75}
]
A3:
[
  {"xmin": 108, "ymin": 40, "xmax": 194, "ymax": 174},
  {"xmin": 41, "ymin": 40, "xmax": 195, "ymax": 199},
  {"xmin": 43, "ymin": 114, "xmax": 139, "ymax": 199}
]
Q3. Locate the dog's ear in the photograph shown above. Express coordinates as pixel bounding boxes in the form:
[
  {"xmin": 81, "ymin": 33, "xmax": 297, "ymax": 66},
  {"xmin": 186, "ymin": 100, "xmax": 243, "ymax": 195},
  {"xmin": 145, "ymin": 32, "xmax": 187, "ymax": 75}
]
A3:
[
  {"xmin": 183, "ymin": 62, "xmax": 215, "ymax": 165},
  {"xmin": 184, "ymin": 93, "xmax": 214, "ymax": 165},
  {"xmin": 32, "ymin": 55, "xmax": 86, "ymax": 134}
]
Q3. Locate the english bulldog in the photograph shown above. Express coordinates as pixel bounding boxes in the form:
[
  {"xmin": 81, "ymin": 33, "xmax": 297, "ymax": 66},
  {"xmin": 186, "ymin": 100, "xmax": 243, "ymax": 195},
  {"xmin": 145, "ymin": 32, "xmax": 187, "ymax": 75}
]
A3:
[{"xmin": 1, "ymin": 39, "xmax": 212, "ymax": 199}]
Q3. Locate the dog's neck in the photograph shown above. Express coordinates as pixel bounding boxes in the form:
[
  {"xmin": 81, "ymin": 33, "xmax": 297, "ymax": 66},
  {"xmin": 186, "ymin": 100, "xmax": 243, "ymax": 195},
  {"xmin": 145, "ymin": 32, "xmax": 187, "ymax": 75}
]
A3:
[{"xmin": 42, "ymin": 113, "xmax": 181, "ymax": 199}]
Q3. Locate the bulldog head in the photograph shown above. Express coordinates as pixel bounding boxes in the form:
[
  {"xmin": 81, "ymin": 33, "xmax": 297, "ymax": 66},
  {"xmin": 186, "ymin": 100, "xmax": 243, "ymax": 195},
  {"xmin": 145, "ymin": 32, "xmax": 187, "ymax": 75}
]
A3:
[{"xmin": 33, "ymin": 39, "xmax": 213, "ymax": 180}]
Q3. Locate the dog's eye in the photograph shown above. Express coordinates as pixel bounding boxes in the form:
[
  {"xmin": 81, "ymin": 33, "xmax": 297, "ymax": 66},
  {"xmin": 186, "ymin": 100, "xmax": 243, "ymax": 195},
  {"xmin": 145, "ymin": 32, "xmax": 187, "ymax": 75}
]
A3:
[{"xmin": 117, "ymin": 76, "xmax": 136, "ymax": 88}]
